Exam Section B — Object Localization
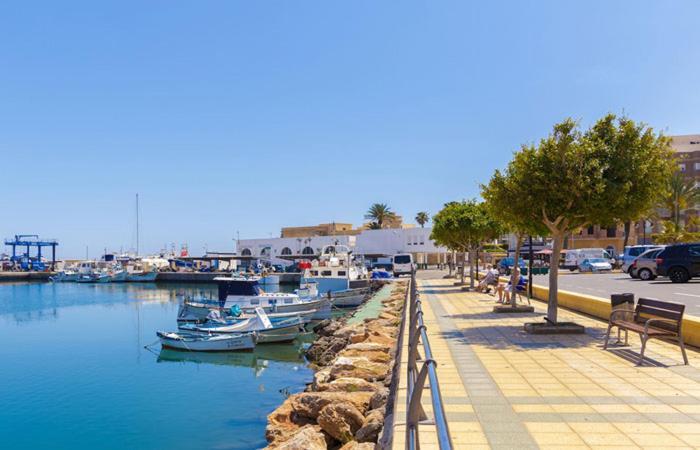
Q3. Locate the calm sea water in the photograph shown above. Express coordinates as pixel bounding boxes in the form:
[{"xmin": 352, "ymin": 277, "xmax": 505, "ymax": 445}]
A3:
[{"xmin": 0, "ymin": 282, "xmax": 314, "ymax": 450}]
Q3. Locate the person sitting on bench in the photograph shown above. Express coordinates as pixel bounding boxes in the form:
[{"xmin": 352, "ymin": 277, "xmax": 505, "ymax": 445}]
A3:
[
  {"xmin": 477, "ymin": 264, "xmax": 499, "ymax": 293},
  {"xmin": 496, "ymin": 268, "xmax": 526, "ymax": 303}
]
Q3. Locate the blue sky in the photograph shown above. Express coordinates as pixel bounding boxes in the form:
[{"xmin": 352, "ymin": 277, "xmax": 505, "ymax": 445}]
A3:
[{"xmin": 2, "ymin": 1, "xmax": 699, "ymax": 258}]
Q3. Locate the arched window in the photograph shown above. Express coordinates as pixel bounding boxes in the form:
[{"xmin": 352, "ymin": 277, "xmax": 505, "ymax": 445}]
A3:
[
  {"xmin": 260, "ymin": 247, "xmax": 271, "ymax": 257},
  {"xmin": 302, "ymin": 246, "xmax": 315, "ymax": 255},
  {"xmin": 281, "ymin": 247, "xmax": 292, "ymax": 255},
  {"xmin": 240, "ymin": 248, "xmax": 252, "ymax": 256}
]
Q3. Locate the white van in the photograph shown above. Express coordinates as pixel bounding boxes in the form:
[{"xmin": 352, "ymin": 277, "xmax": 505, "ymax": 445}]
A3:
[
  {"xmin": 392, "ymin": 254, "xmax": 414, "ymax": 277},
  {"xmin": 564, "ymin": 248, "xmax": 613, "ymax": 271}
]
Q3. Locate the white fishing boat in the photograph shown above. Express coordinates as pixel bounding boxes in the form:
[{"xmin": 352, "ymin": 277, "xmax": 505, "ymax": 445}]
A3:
[
  {"xmin": 156, "ymin": 330, "xmax": 256, "ymax": 352},
  {"xmin": 300, "ymin": 245, "xmax": 365, "ymax": 295},
  {"xmin": 177, "ymin": 302, "xmax": 316, "ymax": 324},
  {"xmin": 195, "ymin": 275, "xmax": 330, "ymax": 319},
  {"xmin": 329, "ymin": 287, "xmax": 370, "ymax": 308},
  {"xmin": 76, "ymin": 273, "xmax": 112, "ymax": 283},
  {"xmin": 180, "ymin": 307, "xmax": 304, "ymax": 344},
  {"xmin": 50, "ymin": 269, "xmax": 80, "ymax": 282}
]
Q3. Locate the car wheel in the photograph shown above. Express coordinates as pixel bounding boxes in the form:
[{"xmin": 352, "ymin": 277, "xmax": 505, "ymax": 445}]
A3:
[
  {"xmin": 629, "ymin": 270, "xmax": 638, "ymax": 279},
  {"xmin": 638, "ymin": 268, "xmax": 653, "ymax": 281},
  {"xmin": 669, "ymin": 267, "xmax": 690, "ymax": 283}
]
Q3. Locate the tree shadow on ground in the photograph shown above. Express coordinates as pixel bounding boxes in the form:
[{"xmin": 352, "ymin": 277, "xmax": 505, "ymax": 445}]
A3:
[
  {"xmin": 437, "ymin": 326, "xmax": 597, "ymax": 350},
  {"xmin": 420, "ymin": 288, "xmax": 465, "ymax": 295},
  {"xmin": 437, "ymin": 324, "xmax": 673, "ymax": 367},
  {"xmin": 448, "ymin": 310, "xmax": 546, "ymax": 320}
]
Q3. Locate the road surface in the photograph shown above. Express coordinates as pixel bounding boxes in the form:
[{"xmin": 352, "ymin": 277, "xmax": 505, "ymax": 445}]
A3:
[{"xmin": 532, "ymin": 271, "xmax": 700, "ymax": 316}]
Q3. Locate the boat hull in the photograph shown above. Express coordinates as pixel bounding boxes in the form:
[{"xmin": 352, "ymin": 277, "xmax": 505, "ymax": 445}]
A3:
[
  {"xmin": 157, "ymin": 331, "xmax": 255, "ymax": 352},
  {"xmin": 330, "ymin": 288, "xmax": 369, "ymax": 308},
  {"xmin": 126, "ymin": 271, "xmax": 158, "ymax": 282}
]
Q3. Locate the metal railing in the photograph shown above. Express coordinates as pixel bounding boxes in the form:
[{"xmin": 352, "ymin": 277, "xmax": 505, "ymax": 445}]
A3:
[{"xmin": 405, "ymin": 271, "xmax": 453, "ymax": 450}]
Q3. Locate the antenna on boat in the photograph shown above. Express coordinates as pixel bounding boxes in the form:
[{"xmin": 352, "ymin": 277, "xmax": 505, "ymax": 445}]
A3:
[{"xmin": 136, "ymin": 193, "xmax": 140, "ymax": 256}]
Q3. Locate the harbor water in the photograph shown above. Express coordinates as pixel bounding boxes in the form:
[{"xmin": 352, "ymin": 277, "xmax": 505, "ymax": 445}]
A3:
[{"xmin": 0, "ymin": 282, "xmax": 314, "ymax": 450}]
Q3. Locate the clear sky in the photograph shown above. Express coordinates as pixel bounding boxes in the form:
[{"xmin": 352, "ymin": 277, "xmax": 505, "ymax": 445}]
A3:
[{"xmin": 2, "ymin": 1, "xmax": 699, "ymax": 259}]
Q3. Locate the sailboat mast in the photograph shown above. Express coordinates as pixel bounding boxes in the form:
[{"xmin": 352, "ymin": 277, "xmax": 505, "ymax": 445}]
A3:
[{"xmin": 136, "ymin": 193, "xmax": 140, "ymax": 256}]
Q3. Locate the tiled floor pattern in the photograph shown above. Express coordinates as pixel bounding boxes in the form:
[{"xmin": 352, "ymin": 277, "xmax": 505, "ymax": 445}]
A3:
[{"xmin": 391, "ymin": 278, "xmax": 700, "ymax": 450}]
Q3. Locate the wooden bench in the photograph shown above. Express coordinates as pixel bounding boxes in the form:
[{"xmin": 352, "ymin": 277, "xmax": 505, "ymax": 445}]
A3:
[{"xmin": 604, "ymin": 298, "xmax": 688, "ymax": 365}]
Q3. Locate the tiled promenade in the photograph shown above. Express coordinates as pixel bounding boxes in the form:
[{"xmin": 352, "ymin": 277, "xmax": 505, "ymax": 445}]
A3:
[{"xmin": 392, "ymin": 278, "xmax": 700, "ymax": 450}]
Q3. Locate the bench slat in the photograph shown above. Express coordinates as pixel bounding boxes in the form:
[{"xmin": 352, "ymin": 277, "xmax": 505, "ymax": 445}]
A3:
[
  {"xmin": 636, "ymin": 306, "xmax": 684, "ymax": 321},
  {"xmin": 638, "ymin": 298, "xmax": 685, "ymax": 313}
]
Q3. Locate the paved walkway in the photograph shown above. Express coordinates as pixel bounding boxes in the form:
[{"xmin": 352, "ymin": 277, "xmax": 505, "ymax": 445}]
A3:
[{"xmin": 392, "ymin": 278, "xmax": 700, "ymax": 450}]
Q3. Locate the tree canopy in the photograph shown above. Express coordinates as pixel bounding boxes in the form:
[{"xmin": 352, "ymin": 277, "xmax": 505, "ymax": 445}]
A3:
[
  {"xmin": 482, "ymin": 115, "xmax": 674, "ymax": 322},
  {"xmin": 415, "ymin": 211, "xmax": 429, "ymax": 228},
  {"xmin": 430, "ymin": 200, "xmax": 502, "ymax": 252},
  {"xmin": 364, "ymin": 203, "xmax": 396, "ymax": 228}
]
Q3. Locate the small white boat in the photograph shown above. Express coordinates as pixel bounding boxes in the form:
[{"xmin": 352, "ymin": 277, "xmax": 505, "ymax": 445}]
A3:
[
  {"xmin": 156, "ymin": 331, "xmax": 256, "ymax": 352},
  {"xmin": 126, "ymin": 269, "xmax": 158, "ymax": 282},
  {"xmin": 329, "ymin": 288, "xmax": 369, "ymax": 308},
  {"xmin": 180, "ymin": 308, "xmax": 304, "ymax": 344},
  {"xmin": 177, "ymin": 302, "xmax": 316, "ymax": 324},
  {"xmin": 50, "ymin": 270, "xmax": 80, "ymax": 282},
  {"xmin": 300, "ymin": 245, "xmax": 366, "ymax": 294},
  {"xmin": 76, "ymin": 273, "xmax": 112, "ymax": 283}
]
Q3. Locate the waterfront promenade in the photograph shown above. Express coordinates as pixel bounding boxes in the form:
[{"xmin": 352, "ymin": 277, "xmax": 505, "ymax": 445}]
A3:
[{"xmin": 392, "ymin": 277, "xmax": 700, "ymax": 449}]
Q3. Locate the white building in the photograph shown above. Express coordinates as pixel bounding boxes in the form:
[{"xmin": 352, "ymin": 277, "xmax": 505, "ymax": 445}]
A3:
[{"xmin": 236, "ymin": 227, "xmax": 445, "ymax": 262}]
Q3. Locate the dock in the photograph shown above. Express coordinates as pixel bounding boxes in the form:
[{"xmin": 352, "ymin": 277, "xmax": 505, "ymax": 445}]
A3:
[{"xmin": 0, "ymin": 272, "xmax": 54, "ymax": 282}]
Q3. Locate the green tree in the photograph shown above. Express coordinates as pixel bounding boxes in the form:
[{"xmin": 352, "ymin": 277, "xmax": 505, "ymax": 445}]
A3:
[
  {"xmin": 482, "ymin": 168, "xmax": 548, "ymax": 307},
  {"xmin": 364, "ymin": 203, "xmax": 397, "ymax": 229},
  {"xmin": 488, "ymin": 116, "xmax": 674, "ymax": 323},
  {"xmin": 430, "ymin": 201, "xmax": 502, "ymax": 287},
  {"xmin": 415, "ymin": 211, "xmax": 429, "ymax": 228},
  {"xmin": 661, "ymin": 172, "xmax": 700, "ymax": 229},
  {"xmin": 584, "ymin": 114, "xmax": 675, "ymax": 249}
]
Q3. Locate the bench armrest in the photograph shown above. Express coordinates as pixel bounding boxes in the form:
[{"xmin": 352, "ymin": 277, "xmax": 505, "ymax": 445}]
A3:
[{"xmin": 643, "ymin": 318, "xmax": 679, "ymax": 334}]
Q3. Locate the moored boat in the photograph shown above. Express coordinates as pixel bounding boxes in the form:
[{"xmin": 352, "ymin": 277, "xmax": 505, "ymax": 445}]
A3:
[{"xmin": 156, "ymin": 330, "xmax": 256, "ymax": 352}]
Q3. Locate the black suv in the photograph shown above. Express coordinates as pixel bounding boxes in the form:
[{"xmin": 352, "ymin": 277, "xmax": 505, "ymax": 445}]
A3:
[{"xmin": 655, "ymin": 243, "xmax": 700, "ymax": 283}]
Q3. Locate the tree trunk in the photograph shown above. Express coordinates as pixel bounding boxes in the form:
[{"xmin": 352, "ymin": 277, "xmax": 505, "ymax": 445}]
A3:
[
  {"xmin": 468, "ymin": 249, "xmax": 474, "ymax": 288},
  {"xmin": 460, "ymin": 251, "xmax": 466, "ymax": 285},
  {"xmin": 547, "ymin": 232, "xmax": 564, "ymax": 324},
  {"xmin": 562, "ymin": 234, "xmax": 569, "ymax": 249},
  {"xmin": 447, "ymin": 252, "xmax": 453, "ymax": 276},
  {"xmin": 510, "ymin": 234, "xmax": 523, "ymax": 308},
  {"xmin": 622, "ymin": 221, "xmax": 631, "ymax": 249}
]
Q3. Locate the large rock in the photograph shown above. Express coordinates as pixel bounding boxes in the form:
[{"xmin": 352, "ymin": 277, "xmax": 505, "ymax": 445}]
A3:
[
  {"xmin": 333, "ymin": 323, "xmax": 367, "ymax": 339},
  {"xmin": 317, "ymin": 402, "xmax": 365, "ymax": 443},
  {"xmin": 330, "ymin": 357, "xmax": 390, "ymax": 382},
  {"xmin": 345, "ymin": 342, "xmax": 391, "ymax": 354},
  {"xmin": 355, "ymin": 408, "xmax": 385, "ymax": 443},
  {"xmin": 268, "ymin": 425, "xmax": 327, "ymax": 450},
  {"xmin": 306, "ymin": 336, "xmax": 348, "ymax": 366},
  {"xmin": 339, "ymin": 441, "xmax": 376, "ymax": 450},
  {"xmin": 362, "ymin": 331, "xmax": 395, "ymax": 347},
  {"xmin": 313, "ymin": 319, "xmax": 344, "ymax": 337},
  {"xmin": 290, "ymin": 391, "xmax": 373, "ymax": 420},
  {"xmin": 315, "ymin": 377, "xmax": 380, "ymax": 393},
  {"xmin": 339, "ymin": 348, "xmax": 391, "ymax": 363},
  {"xmin": 369, "ymin": 388, "xmax": 389, "ymax": 410},
  {"xmin": 266, "ymin": 399, "xmax": 313, "ymax": 445}
]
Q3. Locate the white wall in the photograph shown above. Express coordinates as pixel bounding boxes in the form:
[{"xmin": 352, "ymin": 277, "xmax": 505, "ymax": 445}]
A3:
[{"xmin": 237, "ymin": 227, "xmax": 444, "ymax": 258}]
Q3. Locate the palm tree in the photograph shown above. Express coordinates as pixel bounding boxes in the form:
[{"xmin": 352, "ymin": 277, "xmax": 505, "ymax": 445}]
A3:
[
  {"xmin": 663, "ymin": 173, "xmax": 700, "ymax": 228},
  {"xmin": 365, "ymin": 203, "xmax": 397, "ymax": 228},
  {"xmin": 415, "ymin": 211, "xmax": 429, "ymax": 228}
]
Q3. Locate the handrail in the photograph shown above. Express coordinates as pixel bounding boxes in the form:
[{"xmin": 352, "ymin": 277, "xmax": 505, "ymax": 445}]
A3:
[{"xmin": 405, "ymin": 271, "xmax": 453, "ymax": 450}]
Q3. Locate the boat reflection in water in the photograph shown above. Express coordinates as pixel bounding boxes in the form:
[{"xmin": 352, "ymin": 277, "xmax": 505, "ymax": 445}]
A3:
[{"xmin": 157, "ymin": 334, "xmax": 314, "ymax": 375}]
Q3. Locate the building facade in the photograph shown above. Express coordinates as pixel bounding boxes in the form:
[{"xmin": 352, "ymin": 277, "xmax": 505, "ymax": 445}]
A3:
[{"xmin": 237, "ymin": 227, "xmax": 448, "ymax": 265}]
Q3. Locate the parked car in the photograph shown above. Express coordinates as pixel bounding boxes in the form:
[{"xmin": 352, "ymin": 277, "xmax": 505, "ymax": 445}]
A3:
[
  {"xmin": 628, "ymin": 248, "xmax": 665, "ymax": 280},
  {"xmin": 578, "ymin": 258, "xmax": 613, "ymax": 272},
  {"xmin": 621, "ymin": 245, "xmax": 662, "ymax": 273},
  {"xmin": 655, "ymin": 243, "xmax": 700, "ymax": 283},
  {"xmin": 564, "ymin": 248, "xmax": 614, "ymax": 271},
  {"xmin": 392, "ymin": 253, "xmax": 414, "ymax": 277},
  {"xmin": 497, "ymin": 257, "xmax": 525, "ymax": 275}
]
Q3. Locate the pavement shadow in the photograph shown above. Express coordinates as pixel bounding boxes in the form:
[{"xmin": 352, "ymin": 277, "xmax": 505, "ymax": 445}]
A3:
[
  {"xmin": 449, "ymin": 311, "xmax": 546, "ymax": 320},
  {"xmin": 438, "ymin": 326, "xmax": 595, "ymax": 350},
  {"xmin": 605, "ymin": 348, "xmax": 669, "ymax": 367}
]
